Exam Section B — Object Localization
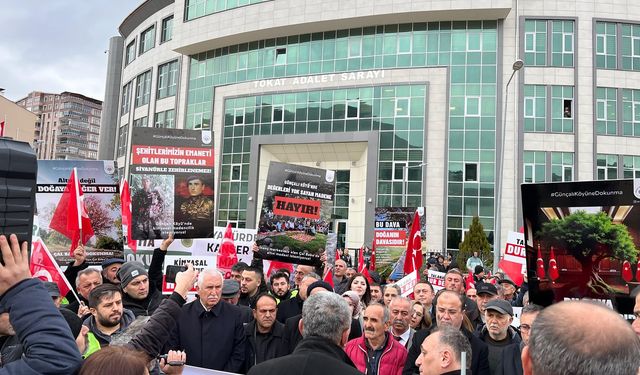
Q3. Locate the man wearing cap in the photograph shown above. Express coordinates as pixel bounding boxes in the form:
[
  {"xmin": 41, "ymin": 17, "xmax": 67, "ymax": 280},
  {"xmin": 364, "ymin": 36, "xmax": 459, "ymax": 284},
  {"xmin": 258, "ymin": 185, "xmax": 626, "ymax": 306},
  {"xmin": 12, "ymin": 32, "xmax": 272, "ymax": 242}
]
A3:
[
  {"xmin": 476, "ymin": 283, "xmax": 499, "ymax": 328},
  {"xmin": 498, "ymin": 279, "xmax": 518, "ymax": 306},
  {"xmin": 178, "ymin": 175, "xmax": 214, "ymax": 238},
  {"xmin": 117, "ymin": 236, "xmax": 171, "ymax": 317},
  {"xmin": 222, "ymin": 279, "xmax": 253, "ymax": 323},
  {"xmin": 475, "ymin": 299, "xmax": 521, "ymax": 375},
  {"xmin": 101, "ymin": 258, "xmax": 124, "ymax": 285}
]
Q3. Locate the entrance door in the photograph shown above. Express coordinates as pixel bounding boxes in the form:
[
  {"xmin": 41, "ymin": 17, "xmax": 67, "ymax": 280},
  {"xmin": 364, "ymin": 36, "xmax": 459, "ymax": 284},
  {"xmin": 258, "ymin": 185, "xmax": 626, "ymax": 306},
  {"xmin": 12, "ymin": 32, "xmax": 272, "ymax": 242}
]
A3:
[{"xmin": 335, "ymin": 219, "xmax": 348, "ymax": 249}]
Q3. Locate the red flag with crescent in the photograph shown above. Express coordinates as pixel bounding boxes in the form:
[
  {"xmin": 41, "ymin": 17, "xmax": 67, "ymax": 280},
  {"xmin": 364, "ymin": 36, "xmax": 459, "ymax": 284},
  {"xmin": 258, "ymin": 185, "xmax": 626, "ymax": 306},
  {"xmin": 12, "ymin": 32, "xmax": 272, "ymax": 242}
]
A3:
[
  {"xmin": 536, "ymin": 244, "xmax": 546, "ymax": 279},
  {"xmin": 548, "ymin": 247, "xmax": 559, "ymax": 281}
]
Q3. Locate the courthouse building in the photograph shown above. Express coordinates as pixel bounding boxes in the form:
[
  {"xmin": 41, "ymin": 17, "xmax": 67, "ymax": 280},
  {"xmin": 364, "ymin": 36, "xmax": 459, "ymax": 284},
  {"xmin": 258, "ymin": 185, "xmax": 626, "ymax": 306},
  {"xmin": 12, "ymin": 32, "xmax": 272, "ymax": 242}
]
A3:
[{"xmin": 101, "ymin": 0, "xmax": 640, "ymax": 254}]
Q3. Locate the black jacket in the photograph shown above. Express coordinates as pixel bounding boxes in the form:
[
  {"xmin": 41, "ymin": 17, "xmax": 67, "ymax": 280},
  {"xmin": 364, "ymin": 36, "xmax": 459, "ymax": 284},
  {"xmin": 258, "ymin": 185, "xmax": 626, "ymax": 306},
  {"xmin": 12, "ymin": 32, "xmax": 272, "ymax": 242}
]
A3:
[
  {"xmin": 276, "ymin": 294, "xmax": 303, "ymax": 324},
  {"xmin": 127, "ymin": 292, "xmax": 186, "ymax": 358},
  {"xmin": 0, "ymin": 334, "xmax": 21, "ymax": 367},
  {"xmin": 496, "ymin": 341, "xmax": 524, "ymax": 375},
  {"xmin": 247, "ymin": 336, "xmax": 362, "ymax": 375},
  {"xmin": 431, "ymin": 294, "xmax": 482, "ymax": 329},
  {"xmin": 122, "ymin": 248, "xmax": 165, "ymax": 317},
  {"xmin": 0, "ymin": 279, "xmax": 82, "ymax": 374},
  {"xmin": 403, "ymin": 327, "xmax": 490, "ymax": 375},
  {"xmin": 243, "ymin": 319, "xmax": 287, "ymax": 372},
  {"xmin": 168, "ymin": 299, "xmax": 245, "ymax": 372},
  {"xmin": 476, "ymin": 325, "xmax": 522, "ymax": 375},
  {"xmin": 282, "ymin": 314, "xmax": 303, "ymax": 354}
]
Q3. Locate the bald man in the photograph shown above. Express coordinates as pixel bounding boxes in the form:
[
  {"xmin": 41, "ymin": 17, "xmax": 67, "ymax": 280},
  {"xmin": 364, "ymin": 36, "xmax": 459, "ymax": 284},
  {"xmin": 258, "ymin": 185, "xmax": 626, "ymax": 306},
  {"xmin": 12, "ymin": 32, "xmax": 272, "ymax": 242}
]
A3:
[{"xmin": 523, "ymin": 301, "xmax": 640, "ymax": 375}]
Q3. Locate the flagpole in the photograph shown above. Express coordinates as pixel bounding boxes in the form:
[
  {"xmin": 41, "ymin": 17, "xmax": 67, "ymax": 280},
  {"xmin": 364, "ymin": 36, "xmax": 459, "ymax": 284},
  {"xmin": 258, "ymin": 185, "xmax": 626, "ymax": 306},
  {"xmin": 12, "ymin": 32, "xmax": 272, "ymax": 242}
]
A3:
[
  {"xmin": 39, "ymin": 239, "xmax": 82, "ymax": 304},
  {"xmin": 73, "ymin": 168, "xmax": 83, "ymax": 243}
]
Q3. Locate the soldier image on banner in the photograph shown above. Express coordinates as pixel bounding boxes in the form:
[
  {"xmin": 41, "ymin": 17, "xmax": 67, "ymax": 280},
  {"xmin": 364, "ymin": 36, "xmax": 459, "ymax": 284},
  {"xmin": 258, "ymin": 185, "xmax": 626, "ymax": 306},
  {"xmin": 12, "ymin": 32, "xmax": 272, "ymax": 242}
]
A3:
[
  {"xmin": 256, "ymin": 161, "xmax": 336, "ymax": 266},
  {"xmin": 129, "ymin": 127, "xmax": 214, "ymax": 240}
]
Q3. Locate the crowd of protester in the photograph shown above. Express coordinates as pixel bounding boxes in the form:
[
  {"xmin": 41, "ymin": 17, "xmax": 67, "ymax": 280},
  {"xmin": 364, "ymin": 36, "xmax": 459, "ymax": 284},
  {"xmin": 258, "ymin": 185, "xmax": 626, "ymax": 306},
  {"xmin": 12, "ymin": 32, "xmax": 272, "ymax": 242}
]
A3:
[{"xmin": 1, "ymin": 234, "xmax": 640, "ymax": 375}]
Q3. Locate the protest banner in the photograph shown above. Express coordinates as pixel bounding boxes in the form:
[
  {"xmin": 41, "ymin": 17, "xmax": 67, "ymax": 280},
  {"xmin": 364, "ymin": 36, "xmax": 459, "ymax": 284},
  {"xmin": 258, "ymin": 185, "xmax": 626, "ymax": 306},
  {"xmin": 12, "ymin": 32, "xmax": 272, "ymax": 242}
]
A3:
[
  {"xmin": 129, "ymin": 128, "xmax": 214, "ymax": 240},
  {"xmin": 373, "ymin": 207, "xmax": 425, "ymax": 279},
  {"xmin": 255, "ymin": 162, "xmax": 335, "ymax": 265},
  {"xmin": 521, "ymin": 179, "xmax": 640, "ymax": 315},
  {"xmin": 162, "ymin": 255, "xmax": 216, "ymax": 294},
  {"xmin": 125, "ymin": 226, "xmax": 257, "ymax": 269},
  {"xmin": 498, "ymin": 231, "xmax": 526, "ymax": 285},
  {"xmin": 427, "ymin": 269, "xmax": 446, "ymax": 291},
  {"xmin": 396, "ymin": 270, "xmax": 418, "ymax": 297},
  {"xmin": 36, "ymin": 160, "xmax": 122, "ymax": 265}
]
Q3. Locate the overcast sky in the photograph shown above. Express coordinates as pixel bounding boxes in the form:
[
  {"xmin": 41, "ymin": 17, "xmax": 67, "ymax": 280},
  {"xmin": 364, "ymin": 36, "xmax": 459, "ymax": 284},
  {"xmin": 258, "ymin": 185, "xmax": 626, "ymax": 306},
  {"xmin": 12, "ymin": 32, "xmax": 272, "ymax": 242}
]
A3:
[{"xmin": 0, "ymin": 1, "xmax": 136, "ymax": 101}]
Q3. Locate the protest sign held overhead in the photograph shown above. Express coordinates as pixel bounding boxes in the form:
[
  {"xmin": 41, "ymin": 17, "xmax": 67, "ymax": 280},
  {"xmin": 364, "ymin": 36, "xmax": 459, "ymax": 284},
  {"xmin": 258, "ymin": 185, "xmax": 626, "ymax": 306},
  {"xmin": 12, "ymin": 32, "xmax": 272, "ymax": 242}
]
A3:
[
  {"xmin": 521, "ymin": 179, "xmax": 640, "ymax": 315},
  {"xmin": 129, "ymin": 128, "xmax": 214, "ymax": 240},
  {"xmin": 36, "ymin": 160, "xmax": 122, "ymax": 265},
  {"xmin": 256, "ymin": 162, "xmax": 335, "ymax": 266}
]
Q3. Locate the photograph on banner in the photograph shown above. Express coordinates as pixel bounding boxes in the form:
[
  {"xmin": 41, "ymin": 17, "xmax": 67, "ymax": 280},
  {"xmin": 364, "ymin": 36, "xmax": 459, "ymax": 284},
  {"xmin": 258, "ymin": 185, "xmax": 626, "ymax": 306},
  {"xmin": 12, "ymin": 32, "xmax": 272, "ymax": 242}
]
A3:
[
  {"xmin": 129, "ymin": 127, "xmax": 214, "ymax": 240},
  {"xmin": 521, "ymin": 179, "xmax": 640, "ymax": 316},
  {"xmin": 256, "ymin": 161, "xmax": 335, "ymax": 266},
  {"xmin": 124, "ymin": 227, "xmax": 257, "ymax": 269},
  {"xmin": 498, "ymin": 231, "xmax": 526, "ymax": 286},
  {"xmin": 373, "ymin": 207, "xmax": 425, "ymax": 280},
  {"xmin": 36, "ymin": 160, "xmax": 122, "ymax": 265},
  {"xmin": 162, "ymin": 255, "xmax": 216, "ymax": 294}
]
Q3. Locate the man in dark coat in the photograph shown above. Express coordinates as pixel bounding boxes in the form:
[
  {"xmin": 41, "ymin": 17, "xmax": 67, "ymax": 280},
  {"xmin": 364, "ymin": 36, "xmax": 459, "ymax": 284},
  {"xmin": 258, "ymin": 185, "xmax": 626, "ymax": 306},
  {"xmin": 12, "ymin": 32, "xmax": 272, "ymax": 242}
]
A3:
[
  {"xmin": 168, "ymin": 268, "xmax": 245, "ymax": 372},
  {"xmin": 247, "ymin": 292, "xmax": 361, "ymax": 375},
  {"xmin": 244, "ymin": 294, "xmax": 286, "ymax": 372},
  {"xmin": 118, "ymin": 236, "xmax": 171, "ymax": 317},
  {"xmin": 404, "ymin": 290, "xmax": 490, "ymax": 375}
]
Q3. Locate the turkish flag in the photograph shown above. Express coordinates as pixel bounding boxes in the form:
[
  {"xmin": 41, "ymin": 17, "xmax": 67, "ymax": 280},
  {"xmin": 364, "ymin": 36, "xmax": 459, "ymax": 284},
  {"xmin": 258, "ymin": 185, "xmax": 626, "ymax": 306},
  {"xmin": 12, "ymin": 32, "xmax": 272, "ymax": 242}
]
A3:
[
  {"xmin": 323, "ymin": 267, "xmax": 334, "ymax": 288},
  {"xmin": 30, "ymin": 239, "xmax": 72, "ymax": 297},
  {"xmin": 266, "ymin": 260, "xmax": 294, "ymax": 277},
  {"xmin": 403, "ymin": 211, "xmax": 423, "ymax": 275},
  {"xmin": 622, "ymin": 260, "xmax": 633, "ymax": 283},
  {"xmin": 217, "ymin": 223, "xmax": 238, "ymax": 278},
  {"xmin": 369, "ymin": 243, "xmax": 376, "ymax": 271},
  {"xmin": 466, "ymin": 270, "xmax": 475, "ymax": 290},
  {"xmin": 0, "ymin": 120, "xmax": 5, "ymax": 137},
  {"xmin": 548, "ymin": 247, "xmax": 560, "ymax": 281},
  {"xmin": 536, "ymin": 245, "xmax": 546, "ymax": 279},
  {"xmin": 358, "ymin": 246, "xmax": 365, "ymax": 273},
  {"xmin": 120, "ymin": 179, "xmax": 137, "ymax": 252},
  {"xmin": 49, "ymin": 168, "xmax": 94, "ymax": 255}
]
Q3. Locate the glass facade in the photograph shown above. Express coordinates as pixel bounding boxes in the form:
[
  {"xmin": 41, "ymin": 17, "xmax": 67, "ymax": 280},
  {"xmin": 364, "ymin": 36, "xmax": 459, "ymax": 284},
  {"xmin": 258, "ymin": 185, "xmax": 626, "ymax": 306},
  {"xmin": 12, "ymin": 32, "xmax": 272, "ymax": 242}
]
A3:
[
  {"xmin": 135, "ymin": 70, "xmax": 152, "ymax": 108},
  {"xmin": 550, "ymin": 151, "xmax": 574, "ymax": 182},
  {"xmin": 161, "ymin": 15, "xmax": 173, "ymax": 43},
  {"xmin": 596, "ymin": 87, "xmax": 617, "ymax": 135},
  {"xmin": 333, "ymin": 170, "xmax": 350, "ymax": 219},
  {"xmin": 126, "ymin": 40, "xmax": 136, "ymax": 65},
  {"xmin": 187, "ymin": 21, "xmax": 498, "ymax": 246},
  {"xmin": 523, "ymin": 151, "xmax": 545, "ymax": 183},
  {"xmin": 219, "ymin": 85, "xmax": 426, "ymax": 226},
  {"xmin": 139, "ymin": 25, "xmax": 155, "ymax": 55},
  {"xmin": 596, "ymin": 22, "xmax": 617, "ymax": 69},
  {"xmin": 596, "ymin": 154, "xmax": 618, "ymax": 180},
  {"xmin": 185, "ymin": 0, "xmax": 269, "ymax": 21},
  {"xmin": 621, "ymin": 23, "xmax": 640, "ymax": 70},
  {"xmin": 622, "ymin": 88, "xmax": 640, "ymax": 136},
  {"xmin": 524, "ymin": 85, "xmax": 546, "ymax": 132},
  {"xmin": 157, "ymin": 60, "xmax": 179, "ymax": 99},
  {"xmin": 524, "ymin": 19, "xmax": 574, "ymax": 67},
  {"xmin": 121, "ymin": 81, "xmax": 132, "ymax": 115},
  {"xmin": 155, "ymin": 109, "xmax": 175, "ymax": 128},
  {"xmin": 551, "ymin": 85, "xmax": 574, "ymax": 133},
  {"xmin": 623, "ymin": 155, "xmax": 640, "ymax": 178}
]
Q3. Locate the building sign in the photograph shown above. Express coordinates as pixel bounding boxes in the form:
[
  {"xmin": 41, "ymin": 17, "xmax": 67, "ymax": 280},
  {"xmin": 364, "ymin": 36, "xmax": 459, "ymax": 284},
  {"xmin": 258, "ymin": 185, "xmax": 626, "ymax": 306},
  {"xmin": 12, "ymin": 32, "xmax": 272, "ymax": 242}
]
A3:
[{"xmin": 253, "ymin": 70, "xmax": 385, "ymax": 89}]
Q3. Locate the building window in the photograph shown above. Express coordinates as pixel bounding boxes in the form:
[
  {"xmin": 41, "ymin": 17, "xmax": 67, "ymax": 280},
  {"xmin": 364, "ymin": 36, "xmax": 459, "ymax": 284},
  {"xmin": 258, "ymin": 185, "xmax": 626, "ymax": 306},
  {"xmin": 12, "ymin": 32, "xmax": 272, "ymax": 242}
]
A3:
[
  {"xmin": 597, "ymin": 154, "xmax": 618, "ymax": 180},
  {"xmin": 393, "ymin": 162, "xmax": 407, "ymax": 182},
  {"xmin": 348, "ymin": 37, "xmax": 361, "ymax": 57},
  {"xmin": 524, "ymin": 85, "xmax": 546, "ymax": 132},
  {"xmin": 524, "ymin": 20, "xmax": 547, "ymax": 66},
  {"xmin": 464, "ymin": 163, "xmax": 478, "ymax": 182},
  {"xmin": 523, "ymin": 151, "xmax": 546, "ymax": 183},
  {"xmin": 551, "ymin": 20, "xmax": 574, "ymax": 67},
  {"xmin": 139, "ymin": 25, "xmax": 155, "ymax": 55},
  {"xmin": 185, "ymin": 0, "xmax": 270, "ymax": 21},
  {"xmin": 117, "ymin": 124, "xmax": 128, "ymax": 158},
  {"xmin": 157, "ymin": 60, "xmax": 178, "ymax": 99},
  {"xmin": 596, "ymin": 22, "xmax": 617, "ymax": 69},
  {"xmin": 622, "ymin": 24, "xmax": 640, "ymax": 70},
  {"xmin": 395, "ymin": 98, "xmax": 410, "ymax": 117},
  {"xmin": 120, "ymin": 81, "xmax": 132, "ymax": 115},
  {"xmin": 133, "ymin": 117, "xmax": 148, "ymax": 128},
  {"xmin": 397, "ymin": 33, "xmax": 412, "ymax": 54},
  {"xmin": 272, "ymin": 105, "xmax": 284, "ymax": 122},
  {"xmin": 596, "ymin": 87, "xmax": 617, "ymax": 135},
  {"xmin": 275, "ymin": 48, "xmax": 287, "ymax": 65},
  {"xmin": 154, "ymin": 109, "xmax": 175, "ymax": 128},
  {"xmin": 135, "ymin": 70, "xmax": 152, "ymax": 108},
  {"xmin": 161, "ymin": 15, "xmax": 173, "ymax": 43},
  {"xmin": 623, "ymin": 155, "xmax": 640, "ymax": 178},
  {"xmin": 465, "ymin": 96, "xmax": 481, "ymax": 116},
  {"xmin": 551, "ymin": 86, "xmax": 574, "ymax": 133},
  {"xmin": 125, "ymin": 40, "xmax": 136, "ymax": 65},
  {"xmin": 622, "ymin": 89, "xmax": 640, "ymax": 136},
  {"xmin": 346, "ymin": 100, "xmax": 360, "ymax": 118},
  {"xmin": 234, "ymin": 108, "xmax": 245, "ymax": 125},
  {"xmin": 230, "ymin": 164, "xmax": 242, "ymax": 181},
  {"xmin": 551, "ymin": 152, "xmax": 574, "ymax": 182}
]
